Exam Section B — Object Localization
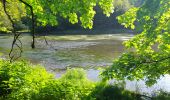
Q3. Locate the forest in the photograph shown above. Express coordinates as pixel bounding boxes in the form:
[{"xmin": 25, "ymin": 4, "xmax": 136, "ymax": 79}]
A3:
[{"xmin": 0, "ymin": 0, "xmax": 170, "ymax": 100}]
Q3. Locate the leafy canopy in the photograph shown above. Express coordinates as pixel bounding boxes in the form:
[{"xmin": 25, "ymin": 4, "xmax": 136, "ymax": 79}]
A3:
[
  {"xmin": 0, "ymin": 1, "xmax": 26, "ymax": 32},
  {"xmin": 0, "ymin": 0, "xmax": 116, "ymax": 31},
  {"xmin": 102, "ymin": 0, "xmax": 170, "ymax": 86}
]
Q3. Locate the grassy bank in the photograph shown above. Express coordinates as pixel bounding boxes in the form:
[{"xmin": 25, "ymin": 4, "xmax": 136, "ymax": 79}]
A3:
[{"xmin": 0, "ymin": 59, "xmax": 169, "ymax": 100}]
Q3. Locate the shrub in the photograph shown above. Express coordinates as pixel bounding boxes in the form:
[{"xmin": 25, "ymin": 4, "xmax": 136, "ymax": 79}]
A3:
[
  {"xmin": 0, "ymin": 59, "xmax": 54, "ymax": 100},
  {"xmin": 1, "ymin": 59, "xmax": 169, "ymax": 100},
  {"xmin": 0, "ymin": 60, "xmax": 95, "ymax": 100},
  {"xmin": 152, "ymin": 91, "xmax": 170, "ymax": 100},
  {"xmin": 89, "ymin": 81, "xmax": 142, "ymax": 100},
  {"xmin": 37, "ymin": 68, "xmax": 96, "ymax": 100}
]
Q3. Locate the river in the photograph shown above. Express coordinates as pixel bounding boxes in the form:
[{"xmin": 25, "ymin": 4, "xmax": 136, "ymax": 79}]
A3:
[{"xmin": 0, "ymin": 33, "xmax": 170, "ymax": 95}]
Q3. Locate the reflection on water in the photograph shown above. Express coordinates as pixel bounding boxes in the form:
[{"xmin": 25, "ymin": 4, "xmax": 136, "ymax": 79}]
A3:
[
  {"xmin": 85, "ymin": 69, "xmax": 170, "ymax": 95},
  {"xmin": 0, "ymin": 34, "xmax": 170, "ymax": 94},
  {"xmin": 0, "ymin": 34, "xmax": 128, "ymax": 70}
]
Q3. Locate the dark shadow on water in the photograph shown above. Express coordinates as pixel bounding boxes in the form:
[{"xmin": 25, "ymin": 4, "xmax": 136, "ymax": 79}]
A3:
[{"xmin": 36, "ymin": 28, "xmax": 135, "ymax": 36}]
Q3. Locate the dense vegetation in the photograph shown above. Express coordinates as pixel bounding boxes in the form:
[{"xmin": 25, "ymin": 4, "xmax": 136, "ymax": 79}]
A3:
[
  {"xmin": 102, "ymin": 0, "xmax": 170, "ymax": 86},
  {"xmin": 0, "ymin": 0, "xmax": 170, "ymax": 99},
  {"xmin": 0, "ymin": 0, "xmax": 114, "ymax": 32},
  {"xmin": 0, "ymin": 0, "xmax": 144, "ymax": 32},
  {"xmin": 0, "ymin": 59, "xmax": 170, "ymax": 100},
  {"xmin": 0, "ymin": 59, "xmax": 135, "ymax": 100}
]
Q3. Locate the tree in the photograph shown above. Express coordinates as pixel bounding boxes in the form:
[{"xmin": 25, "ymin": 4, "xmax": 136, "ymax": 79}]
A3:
[
  {"xmin": 102, "ymin": 0, "xmax": 170, "ymax": 86},
  {"xmin": 1, "ymin": 0, "xmax": 116, "ymax": 30},
  {"xmin": 0, "ymin": 1, "xmax": 26, "ymax": 32},
  {"xmin": 0, "ymin": 0, "xmax": 115, "ymax": 61},
  {"xmin": 1, "ymin": 0, "xmax": 135, "ymax": 50}
]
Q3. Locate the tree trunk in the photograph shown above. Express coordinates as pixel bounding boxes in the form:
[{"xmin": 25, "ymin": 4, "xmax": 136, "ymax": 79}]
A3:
[{"xmin": 19, "ymin": 0, "xmax": 35, "ymax": 48}]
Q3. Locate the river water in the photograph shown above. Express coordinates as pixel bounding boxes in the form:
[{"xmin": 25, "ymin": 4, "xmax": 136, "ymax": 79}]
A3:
[{"xmin": 0, "ymin": 34, "xmax": 170, "ymax": 94}]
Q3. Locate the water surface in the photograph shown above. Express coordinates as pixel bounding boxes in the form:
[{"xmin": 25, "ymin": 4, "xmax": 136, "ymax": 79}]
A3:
[
  {"xmin": 0, "ymin": 34, "xmax": 169, "ymax": 94},
  {"xmin": 0, "ymin": 34, "xmax": 131, "ymax": 69}
]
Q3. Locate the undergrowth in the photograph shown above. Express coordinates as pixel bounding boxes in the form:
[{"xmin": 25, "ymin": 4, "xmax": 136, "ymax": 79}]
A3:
[{"xmin": 0, "ymin": 59, "xmax": 169, "ymax": 100}]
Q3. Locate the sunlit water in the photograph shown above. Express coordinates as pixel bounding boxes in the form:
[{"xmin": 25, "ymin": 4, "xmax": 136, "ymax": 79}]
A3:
[{"xmin": 0, "ymin": 34, "xmax": 170, "ymax": 94}]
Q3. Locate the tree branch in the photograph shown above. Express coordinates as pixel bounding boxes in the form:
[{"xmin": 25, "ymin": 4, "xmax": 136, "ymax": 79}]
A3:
[
  {"xmin": 43, "ymin": 27, "xmax": 57, "ymax": 51},
  {"xmin": 138, "ymin": 56, "xmax": 170, "ymax": 65},
  {"xmin": 19, "ymin": 0, "xmax": 35, "ymax": 48},
  {"xmin": 2, "ymin": 0, "xmax": 22, "ymax": 62}
]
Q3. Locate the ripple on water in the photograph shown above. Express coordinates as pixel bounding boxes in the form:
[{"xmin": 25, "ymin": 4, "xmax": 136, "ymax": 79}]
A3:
[{"xmin": 0, "ymin": 34, "xmax": 170, "ymax": 94}]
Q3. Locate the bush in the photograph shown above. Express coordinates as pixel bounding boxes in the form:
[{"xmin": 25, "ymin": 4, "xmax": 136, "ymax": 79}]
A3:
[
  {"xmin": 152, "ymin": 91, "xmax": 170, "ymax": 100},
  {"xmin": 0, "ymin": 60, "xmax": 95, "ymax": 100},
  {"xmin": 89, "ymin": 81, "xmax": 142, "ymax": 100},
  {"xmin": 1, "ymin": 59, "xmax": 169, "ymax": 100},
  {"xmin": 36, "ymin": 68, "xmax": 96, "ymax": 100},
  {"xmin": 0, "ymin": 59, "xmax": 54, "ymax": 100}
]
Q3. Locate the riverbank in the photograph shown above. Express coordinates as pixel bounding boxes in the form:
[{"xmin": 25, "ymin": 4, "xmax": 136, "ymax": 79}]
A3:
[
  {"xmin": 0, "ymin": 59, "xmax": 170, "ymax": 100},
  {"xmin": 0, "ymin": 28, "xmax": 135, "ymax": 36},
  {"xmin": 37, "ymin": 28, "xmax": 135, "ymax": 36}
]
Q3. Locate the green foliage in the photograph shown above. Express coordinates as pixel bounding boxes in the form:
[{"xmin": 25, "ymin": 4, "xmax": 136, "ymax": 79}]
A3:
[
  {"xmin": 36, "ymin": 68, "xmax": 95, "ymax": 100},
  {"xmin": 0, "ymin": 60, "xmax": 94, "ymax": 100},
  {"xmin": 0, "ymin": 59, "xmax": 54, "ymax": 99},
  {"xmin": 0, "ymin": 1, "xmax": 26, "ymax": 32},
  {"xmin": 117, "ymin": 7, "xmax": 138, "ymax": 29},
  {"xmin": 0, "ymin": 3, "xmax": 11, "ymax": 32},
  {"xmin": 89, "ymin": 81, "xmax": 141, "ymax": 100},
  {"xmin": 98, "ymin": 0, "xmax": 114, "ymax": 17},
  {"xmin": 153, "ymin": 91, "xmax": 170, "ymax": 100},
  {"xmin": 102, "ymin": 0, "xmax": 170, "ymax": 86},
  {"xmin": 0, "ymin": 0, "xmax": 139, "ymax": 31},
  {"xmin": 0, "ymin": 0, "xmax": 116, "ymax": 30},
  {"xmin": 0, "ymin": 59, "xmax": 150, "ymax": 100}
]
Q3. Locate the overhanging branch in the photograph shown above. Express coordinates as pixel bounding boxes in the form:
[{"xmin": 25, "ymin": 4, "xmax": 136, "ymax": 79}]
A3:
[
  {"xmin": 138, "ymin": 56, "xmax": 170, "ymax": 65},
  {"xmin": 19, "ymin": 0, "xmax": 35, "ymax": 48}
]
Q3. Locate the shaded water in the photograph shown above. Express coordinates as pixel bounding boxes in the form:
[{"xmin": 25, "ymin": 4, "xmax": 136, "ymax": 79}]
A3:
[{"xmin": 0, "ymin": 34, "xmax": 170, "ymax": 94}]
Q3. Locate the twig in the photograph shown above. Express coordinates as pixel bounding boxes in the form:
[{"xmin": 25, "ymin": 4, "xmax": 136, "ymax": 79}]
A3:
[
  {"xmin": 43, "ymin": 27, "xmax": 58, "ymax": 51},
  {"xmin": 138, "ymin": 56, "xmax": 170, "ymax": 65}
]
